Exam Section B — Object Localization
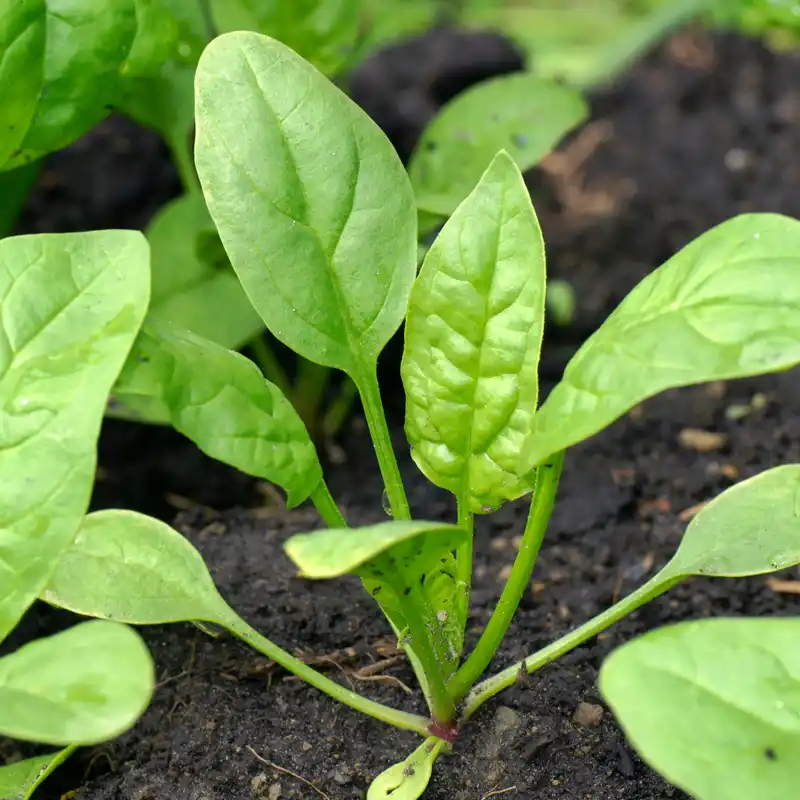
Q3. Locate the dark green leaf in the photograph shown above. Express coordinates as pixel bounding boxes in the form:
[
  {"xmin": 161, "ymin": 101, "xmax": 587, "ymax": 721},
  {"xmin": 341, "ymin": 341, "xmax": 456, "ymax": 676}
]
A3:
[{"xmin": 403, "ymin": 152, "xmax": 546, "ymax": 512}]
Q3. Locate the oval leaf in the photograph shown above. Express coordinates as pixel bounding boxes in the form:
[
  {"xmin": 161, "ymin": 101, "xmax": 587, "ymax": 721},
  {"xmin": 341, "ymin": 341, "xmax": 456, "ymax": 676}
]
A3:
[
  {"xmin": 600, "ymin": 617, "xmax": 800, "ymax": 800},
  {"xmin": 195, "ymin": 31, "xmax": 417, "ymax": 377},
  {"xmin": 524, "ymin": 213, "xmax": 800, "ymax": 470},
  {"xmin": 0, "ymin": 231, "xmax": 150, "ymax": 641},
  {"xmin": 113, "ymin": 321, "xmax": 322, "ymax": 507},
  {"xmin": 402, "ymin": 151, "xmax": 546, "ymax": 512},
  {"xmin": 43, "ymin": 510, "xmax": 231, "ymax": 625},
  {"xmin": 0, "ymin": 620, "xmax": 153, "ymax": 745},
  {"xmin": 409, "ymin": 73, "xmax": 587, "ymax": 222},
  {"xmin": 367, "ymin": 738, "xmax": 446, "ymax": 800}
]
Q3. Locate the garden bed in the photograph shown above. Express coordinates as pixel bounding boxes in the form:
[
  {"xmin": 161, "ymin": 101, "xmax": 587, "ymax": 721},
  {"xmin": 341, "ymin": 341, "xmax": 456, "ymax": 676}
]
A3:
[{"xmin": 7, "ymin": 24, "xmax": 800, "ymax": 800}]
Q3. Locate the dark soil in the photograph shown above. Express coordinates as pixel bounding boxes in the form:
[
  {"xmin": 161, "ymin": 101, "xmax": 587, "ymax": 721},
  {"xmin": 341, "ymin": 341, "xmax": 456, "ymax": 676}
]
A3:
[{"xmin": 4, "ymin": 23, "xmax": 800, "ymax": 800}]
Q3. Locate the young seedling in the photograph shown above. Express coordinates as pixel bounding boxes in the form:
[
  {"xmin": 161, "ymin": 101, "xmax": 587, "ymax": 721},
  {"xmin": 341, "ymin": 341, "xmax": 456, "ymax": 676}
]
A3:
[{"xmin": 38, "ymin": 32, "xmax": 800, "ymax": 798}]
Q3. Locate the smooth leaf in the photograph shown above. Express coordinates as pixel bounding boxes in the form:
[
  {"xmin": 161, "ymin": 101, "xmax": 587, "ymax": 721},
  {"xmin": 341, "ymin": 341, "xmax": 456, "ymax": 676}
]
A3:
[
  {"xmin": 0, "ymin": 231, "xmax": 149, "ymax": 641},
  {"xmin": 210, "ymin": 0, "xmax": 364, "ymax": 76},
  {"xmin": 4, "ymin": 0, "xmax": 138, "ymax": 170},
  {"xmin": 0, "ymin": 620, "xmax": 153, "ymax": 745},
  {"xmin": 523, "ymin": 214, "xmax": 800, "ymax": 471},
  {"xmin": 402, "ymin": 151, "xmax": 546, "ymax": 513},
  {"xmin": 600, "ymin": 617, "xmax": 800, "ymax": 800},
  {"xmin": 145, "ymin": 194, "xmax": 264, "ymax": 349},
  {"xmin": 367, "ymin": 738, "xmax": 446, "ymax": 800},
  {"xmin": 409, "ymin": 73, "xmax": 587, "ymax": 222},
  {"xmin": 0, "ymin": 748, "xmax": 70, "ymax": 800},
  {"xmin": 195, "ymin": 32, "xmax": 417, "ymax": 378},
  {"xmin": 113, "ymin": 320, "xmax": 322, "ymax": 507},
  {"xmin": 43, "ymin": 510, "xmax": 232, "ymax": 625}
]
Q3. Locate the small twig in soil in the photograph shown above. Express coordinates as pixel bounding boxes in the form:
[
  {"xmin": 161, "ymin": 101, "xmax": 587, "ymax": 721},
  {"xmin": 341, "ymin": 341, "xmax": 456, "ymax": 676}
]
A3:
[
  {"xmin": 767, "ymin": 578, "xmax": 800, "ymax": 595},
  {"xmin": 480, "ymin": 786, "xmax": 518, "ymax": 800},
  {"xmin": 246, "ymin": 746, "xmax": 330, "ymax": 800}
]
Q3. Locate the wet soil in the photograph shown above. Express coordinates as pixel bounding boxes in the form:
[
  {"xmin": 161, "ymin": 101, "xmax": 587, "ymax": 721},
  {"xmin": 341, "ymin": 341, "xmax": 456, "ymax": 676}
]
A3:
[{"xmin": 4, "ymin": 23, "xmax": 800, "ymax": 800}]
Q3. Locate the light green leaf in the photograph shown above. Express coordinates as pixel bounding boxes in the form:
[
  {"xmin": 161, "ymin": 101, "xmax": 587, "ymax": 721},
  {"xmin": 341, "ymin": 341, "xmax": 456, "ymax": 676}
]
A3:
[
  {"xmin": 0, "ymin": 230, "xmax": 149, "ymax": 641},
  {"xmin": 600, "ymin": 617, "xmax": 800, "ymax": 800},
  {"xmin": 210, "ymin": 0, "xmax": 365, "ymax": 76},
  {"xmin": 0, "ymin": 747, "xmax": 72, "ymax": 800},
  {"xmin": 0, "ymin": 620, "xmax": 153, "ymax": 745},
  {"xmin": 409, "ymin": 73, "xmax": 587, "ymax": 222},
  {"xmin": 524, "ymin": 214, "xmax": 800, "ymax": 471},
  {"xmin": 402, "ymin": 151, "xmax": 546, "ymax": 513},
  {"xmin": 0, "ymin": 0, "xmax": 45, "ymax": 168},
  {"xmin": 195, "ymin": 31, "xmax": 417, "ymax": 379},
  {"xmin": 146, "ymin": 194, "xmax": 264, "ymax": 350},
  {"xmin": 367, "ymin": 738, "xmax": 447, "ymax": 800},
  {"xmin": 43, "ymin": 510, "xmax": 232, "ymax": 624},
  {"xmin": 4, "ymin": 0, "xmax": 138, "ymax": 170},
  {"xmin": 113, "ymin": 320, "xmax": 322, "ymax": 507}
]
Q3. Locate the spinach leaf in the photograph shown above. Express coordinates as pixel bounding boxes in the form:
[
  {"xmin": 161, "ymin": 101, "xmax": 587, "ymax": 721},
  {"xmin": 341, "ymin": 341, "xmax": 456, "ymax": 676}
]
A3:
[
  {"xmin": 0, "ymin": 749, "xmax": 72, "ymax": 800},
  {"xmin": 524, "ymin": 214, "xmax": 800, "ymax": 472},
  {"xmin": 0, "ymin": 231, "xmax": 149, "ymax": 640},
  {"xmin": 403, "ymin": 152, "xmax": 545, "ymax": 513}
]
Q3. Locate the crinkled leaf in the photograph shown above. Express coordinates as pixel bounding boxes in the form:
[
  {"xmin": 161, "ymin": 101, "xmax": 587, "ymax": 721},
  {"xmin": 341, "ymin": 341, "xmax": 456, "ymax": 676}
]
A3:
[
  {"xmin": 409, "ymin": 74, "xmax": 587, "ymax": 222},
  {"xmin": 145, "ymin": 194, "xmax": 263, "ymax": 349},
  {"xmin": 210, "ymin": 0, "xmax": 364, "ymax": 76},
  {"xmin": 195, "ymin": 32, "xmax": 417, "ymax": 378},
  {"xmin": 4, "ymin": 0, "xmax": 138, "ymax": 170},
  {"xmin": 43, "ymin": 510, "xmax": 232, "ymax": 625},
  {"xmin": 600, "ymin": 617, "xmax": 800, "ymax": 800},
  {"xmin": 524, "ymin": 214, "xmax": 800, "ymax": 472},
  {"xmin": 0, "ymin": 231, "xmax": 149, "ymax": 641},
  {"xmin": 367, "ymin": 738, "xmax": 446, "ymax": 800},
  {"xmin": 403, "ymin": 152, "xmax": 546, "ymax": 513},
  {"xmin": 0, "ymin": 620, "xmax": 153, "ymax": 745},
  {"xmin": 113, "ymin": 320, "xmax": 321, "ymax": 507},
  {"xmin": 0, "ymin": 748, "xmax": 70, "ymax": 800}
]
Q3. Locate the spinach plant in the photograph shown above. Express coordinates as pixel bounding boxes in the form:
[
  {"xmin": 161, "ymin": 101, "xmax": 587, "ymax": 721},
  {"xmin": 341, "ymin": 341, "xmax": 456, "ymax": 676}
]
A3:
[
  {"xmin": 600, "ymin": 465, "xmax": 800, "ymax": 800},
  {"xmin": 0, "ymin": 231, "xmax": 154, "ymax": 799},
  {"xmin": 34, "ymin": 32, "xmax": 800, "ymax": 798}
]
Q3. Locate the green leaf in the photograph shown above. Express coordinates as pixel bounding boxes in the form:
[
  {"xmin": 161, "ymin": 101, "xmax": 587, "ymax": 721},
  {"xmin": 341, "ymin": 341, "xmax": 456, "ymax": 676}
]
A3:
[
  {"xmin": 122, "ymin": 0, "xmax": 181, "ymax": 77},
  {"xmin": 0, "ymin": 620, "xmax": 153, "ymax": 745},
  {"xmin": 367, "ymin": 738, "xmax": 447, "ymax": 800},
  {"xmin": 209, "ymin": 0, "xmax": 365, "ymax": 76},
  {"xmin": 524, "ymin": 213, "xmax": 800, "ymax": 471},
  {"xmin": 43, "ymin": 510, "xmax": 233, "ymax": 624},
  {"xmin": 0, "ymin": 0, "xmax": 46, "ymax": 169},
  {"xmin": 146, "ymin": 194, "xmax": 264, "ymax": 350},
  {"xmin": 600, "ymin": 617, "xmax": 800, "ymax": 800},
  {"xmin": 4, "ymin": 0, "xmax": 138, "ymax": 170},
  {"xmin": 113, "ymin": 320, "xmax": 322, "ymax": 507},
  {"xmin": 0, "ymin": 748, "xmax": 72, "ymax": 800},
  {"xmin": 409, "ymin": 73, "xmax": 587, "ymax": 222},
  {"xmin": 402, "ymin": 151, "xmax": 546, "ymax": 513},
  {"xmin": 0, "ymin": 230, "xmax": 149, "ymax": 641},
  {"xmin": 195, "ymin": 31, "xmax": 417, "ymax": 379}
]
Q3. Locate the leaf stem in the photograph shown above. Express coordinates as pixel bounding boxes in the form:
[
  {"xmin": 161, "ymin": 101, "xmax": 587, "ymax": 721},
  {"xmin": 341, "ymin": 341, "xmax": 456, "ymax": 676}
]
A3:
[
  {"xmin": 220, "ymin": 611, "xmax": 429, "ymax": 736},
  {"xmin": 454, "ymin": 499, "xmax": 474, "ymax": 634},
  {"xmin": 449, "ymin": 452, "xmax": 564, "ymax": 702},
  {"xmin": 322, "ymin": 377, "xmax": 359, "ymax": 438},
  {"xmin": 461, "ymin": 568, "xmax": 683, "ymax": 722},
  {"xmin": 310, "ymin": 481, "xmax": 347, "ymax": 528},
  {"xmin": 293, "ymin": 359, "xmax": 330, "ymax": 436},
  {"xmin": 249, "ymin": 335, "xmax": 292, "ymax": 398},
  {"xmin": 355, "ymin": 367, "xmax": 411, "ymax": 521},
  {"xmin": 168, "ymin": 134, "xmax": 201, "ymax": 196}
]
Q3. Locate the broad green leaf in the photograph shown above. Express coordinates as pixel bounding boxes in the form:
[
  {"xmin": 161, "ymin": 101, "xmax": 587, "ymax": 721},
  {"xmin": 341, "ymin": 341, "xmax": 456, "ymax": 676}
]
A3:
[
  {"xmin": 0, "ymin": 748, "xmax": 71, "ymax": 800},
  {"xmin": 402, "ymin": 152, "xmax": 546, "ymax": 513},
  {"xmin": 4, "ymin": 1, "xmax": 138, "ymax": 170},
  {"xmin": 523, "ymin": 214, "xmax": 800, "ymax": 472},
  {"xmin": 43, "ymin": 510, "xmax": 232, "ymax": 624},
  {"xmin": 195, "ymin": 32, "xmax": 417, "ymax": 379},
  {"xmin": 409, "ymin": 74, "xmax": 587, "ymax": 222},
  {"xmin": 0, "ymin": 0, "xmax": 45, "ymax": 168},
  {"xmin": 367, "ymin": 738, "xmax": 447, "ymax": 800},
  {"xmin": 600, "ymin": 617, "xmax": 800, "ymax": 800},
  {"xmin": 0, "ymin": 231, "xmax": 149, "ymax": 641},
  {"xmin": 145, "ymin": 194, "xmax": 264, "ymax": 349},
  {"xmin": 122, "ymin": 0, "xmax": 181, "ymax": 77},
  {"xmin": 210, "ymin": 0, "xmax": 365, "ymax": 76},
  {"xmin": 0, "ymin": 620, "xmax": 153, "ymax": 745},
  {"xmin": 113, "ymin": 320, "xmax": 322, "ymax": 507}
]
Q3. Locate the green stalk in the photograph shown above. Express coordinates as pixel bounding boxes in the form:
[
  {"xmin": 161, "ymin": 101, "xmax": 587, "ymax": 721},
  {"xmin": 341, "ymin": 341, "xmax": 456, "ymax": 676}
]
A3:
[
  {"xmin": 293, "ymin": 359, "xmax": 331, "ymax": 435},
  {"xmin": 322, "ymin": 377, "xmax": 359, "ymax": 438},
  {"xmin": 354, "ymin": 366, "xmax": 411, "ymax": 521},
  {"xmin": 168, "ymin": 134, "xmax": 201, "ymax": 196},
  {"xmin": 454, "ymin": 498, "xmax": 474, "ymax": 622},
  {"xmin": 310, "ymin": 481, "xmax": 347, "ymax": 528},
  {"xmin": 449, "ymin": 452, "xmax": 564, "ymax": 702},
  {"xmin": 250, "ymin": 335, "xmax": 292, "ymax": 398},
  {"xmin": 220, "ymin": 611, "xmax": 429, "ymax": 736},
  {"xmin": 461, "ymin": 569, "xmax": 684, "ymax": 722}
]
